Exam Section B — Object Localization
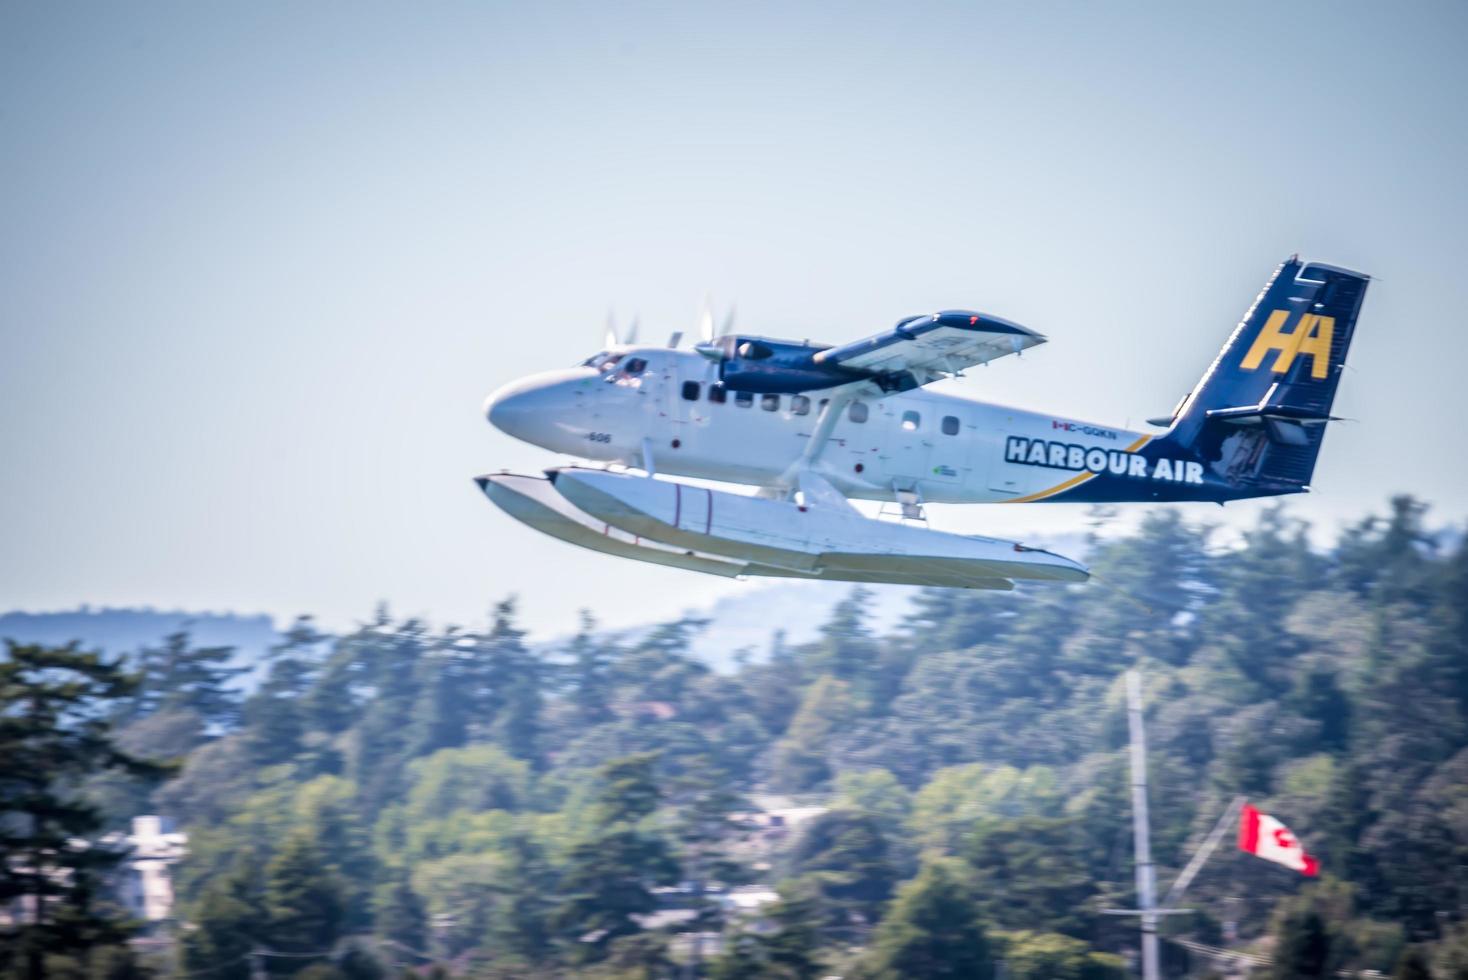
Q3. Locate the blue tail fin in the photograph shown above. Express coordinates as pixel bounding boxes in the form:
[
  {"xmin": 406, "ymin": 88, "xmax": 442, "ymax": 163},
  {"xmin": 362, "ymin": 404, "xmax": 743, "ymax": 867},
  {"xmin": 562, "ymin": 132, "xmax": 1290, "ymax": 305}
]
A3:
[{"xmin": 1162, "ymin": 256, "xmax": 1370, "ymax": 495}]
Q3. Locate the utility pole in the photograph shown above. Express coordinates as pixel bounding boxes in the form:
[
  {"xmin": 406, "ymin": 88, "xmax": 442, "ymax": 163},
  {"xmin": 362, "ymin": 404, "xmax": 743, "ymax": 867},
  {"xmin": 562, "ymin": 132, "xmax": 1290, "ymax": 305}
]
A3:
[
  {"xmin": 1126, "ymin": 669, "xmax": 1160, "ymax": 980},
  {"xmin": 1108, "ymin": 674, "xmax": 1240, "ymax": 980}
]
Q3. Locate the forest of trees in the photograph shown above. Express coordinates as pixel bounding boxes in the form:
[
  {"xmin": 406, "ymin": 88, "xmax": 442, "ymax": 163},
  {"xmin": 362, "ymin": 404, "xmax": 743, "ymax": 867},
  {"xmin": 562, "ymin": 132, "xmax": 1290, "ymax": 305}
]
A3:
[{"xmin": 3, "ymin": 495, "xmax": 1468, "ymax": 979}]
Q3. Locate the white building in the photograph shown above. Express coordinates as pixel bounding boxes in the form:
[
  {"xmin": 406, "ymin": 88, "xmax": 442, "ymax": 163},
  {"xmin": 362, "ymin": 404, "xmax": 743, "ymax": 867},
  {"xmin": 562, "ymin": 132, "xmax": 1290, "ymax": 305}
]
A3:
[{"xmin": 113, "ymin": 816, "xmax": 188, "ymax": 923}]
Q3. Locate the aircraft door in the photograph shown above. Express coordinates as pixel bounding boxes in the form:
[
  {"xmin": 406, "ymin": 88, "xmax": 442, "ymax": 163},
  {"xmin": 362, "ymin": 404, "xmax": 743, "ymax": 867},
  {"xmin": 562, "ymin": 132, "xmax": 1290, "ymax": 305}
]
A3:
[
  {"xmin": 925, "ymin": 408, "xmax": 968, "ymax": 488},
  {"xmin": 872, "ymin": 401, "xmax": 961, "ymax": 492}
]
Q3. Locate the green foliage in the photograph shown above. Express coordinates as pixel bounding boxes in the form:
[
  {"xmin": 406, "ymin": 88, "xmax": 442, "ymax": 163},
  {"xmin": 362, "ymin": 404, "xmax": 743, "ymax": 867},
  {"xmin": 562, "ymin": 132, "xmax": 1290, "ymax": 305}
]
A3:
[
  {"xmin": 1395, "ymin": 947, "xmax": 1435, "ymax": 980},
  {"xmin": 769, "ymin": 676, "xmax": 855, "ymax": 792},
  {"xmin": 909, "ymin": 763, "xmax": 1061, "ymax": 853},
  {"xmin": 712, "ymin": 883, "xmax": 825, "ymax": 980},
  {"xmin": 405, "ymin": 745, "xmax": 530, "ymax": 825},
  {"xmin": 182, "ymin": 858, "xmax": 264, "ymax": 979},
  {"xmin": 860, "ymin": 859, "xmax": 993, "ymax": 980},
  {"xmin": 262, "ymin": 830, "xmax": 346, "ymax": 968},
  {"xmin": 998, "ymin": 931, "xmax": 1125, "ymax": 980},
  {"xmin": 553, "ymin": 754, "xmax": 678, "ymax": 963},
  {"xmin": 834, "ymin": 768, "xmax": 912, "ymax": 831},
  {"xmin": 964, "ymin": 816, "xmax": 1098, "ymax": 938},
  {"xmin": 125, "ymin": 629, "xmax": 244, "ymax": 729},
  {"xmin": 1269, "ymin": 906, "xmax": 1336, "ymax": 979},
  {"xmin": 788, "ymin": 808, "xmax": 898, "ymax": 925},
  {"xmin": 18, "ymin": 496, "xmax": 1467, "ymax": 977},
  {"xmin": 0, "ymin": 642, "xmax": 158, "ymax": 980}
]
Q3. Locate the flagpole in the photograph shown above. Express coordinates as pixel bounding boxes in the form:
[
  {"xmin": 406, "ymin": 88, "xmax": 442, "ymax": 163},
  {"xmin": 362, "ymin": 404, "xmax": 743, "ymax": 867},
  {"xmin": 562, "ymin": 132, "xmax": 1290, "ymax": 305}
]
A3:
[{"xmin": 1126, "ymin": 669, "xmax": 1161, "ymax": 980}]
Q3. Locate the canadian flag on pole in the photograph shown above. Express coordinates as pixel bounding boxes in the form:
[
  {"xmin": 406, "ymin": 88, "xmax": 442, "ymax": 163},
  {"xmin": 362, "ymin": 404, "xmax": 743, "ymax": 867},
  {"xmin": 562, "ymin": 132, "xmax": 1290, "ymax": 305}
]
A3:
[{"xmin": 1238, "ymin": 803, "xmax": 1319, "ymax": 876}]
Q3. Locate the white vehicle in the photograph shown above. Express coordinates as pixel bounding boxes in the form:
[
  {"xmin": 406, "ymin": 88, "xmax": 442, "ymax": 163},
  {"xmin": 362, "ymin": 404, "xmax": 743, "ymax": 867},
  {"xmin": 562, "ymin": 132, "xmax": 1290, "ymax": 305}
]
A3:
[{"xmin": 478, "ymin": 257, "xmax": 1368, "ymax": 589}]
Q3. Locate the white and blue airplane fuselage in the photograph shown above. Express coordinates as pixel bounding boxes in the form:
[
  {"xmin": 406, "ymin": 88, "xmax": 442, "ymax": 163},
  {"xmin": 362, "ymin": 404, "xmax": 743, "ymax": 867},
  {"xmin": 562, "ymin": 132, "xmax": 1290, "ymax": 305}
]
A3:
[{"xmin": 478, "ymin": 257, "xmax": 1369, "ymax": 589}]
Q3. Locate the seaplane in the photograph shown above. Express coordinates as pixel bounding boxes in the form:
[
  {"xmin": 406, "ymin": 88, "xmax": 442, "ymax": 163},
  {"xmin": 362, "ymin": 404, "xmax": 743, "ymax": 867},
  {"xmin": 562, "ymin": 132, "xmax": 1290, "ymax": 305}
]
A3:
[{"xmin": 476, "ymin": 257, "xmax": 1369, "ymax": 590}]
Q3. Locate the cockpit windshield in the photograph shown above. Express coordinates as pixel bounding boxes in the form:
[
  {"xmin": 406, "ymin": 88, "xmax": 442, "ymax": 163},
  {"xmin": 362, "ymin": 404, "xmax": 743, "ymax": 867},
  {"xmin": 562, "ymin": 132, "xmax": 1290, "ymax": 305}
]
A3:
[{"xmin": 580, "ymin": 351, "xmax": 625, "ymax": 372}]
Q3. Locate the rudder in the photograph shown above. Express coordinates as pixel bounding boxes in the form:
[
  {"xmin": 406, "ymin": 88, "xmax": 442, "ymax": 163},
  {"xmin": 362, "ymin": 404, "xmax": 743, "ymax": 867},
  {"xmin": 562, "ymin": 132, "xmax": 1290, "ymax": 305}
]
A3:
[{"xmin": 1163, "ymin": 256, "xmax": 1369, "ymax": 495}]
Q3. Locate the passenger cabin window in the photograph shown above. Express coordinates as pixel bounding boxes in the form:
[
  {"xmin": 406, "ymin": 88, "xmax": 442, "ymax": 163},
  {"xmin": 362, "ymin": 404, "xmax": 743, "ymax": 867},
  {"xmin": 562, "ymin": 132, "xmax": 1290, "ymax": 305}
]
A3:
[
  {"xmin": 708, "ymin": 384, "xmax": 727, "ymax": 404},
  {"xmin": 942, "ymin": 415, "xmax": 960, "ymax": 435},
  {"xmin": 624, "ymin": 358, "xmax": 648, "ymax": 376},
  {"xmin": 735, "ymin": 390, "xmax": 754, "ymax": 408},
  {"xmin": 681, "ymin": 381, "xmax": 700, "ymax": 401},
  {"xmin": 849, "ymin": 401, "xmax": 869, "ymax": 423},
  {"xmin": 791, "ymin": 395, "xmax": 810, "ymax": 416},
  {"xmin": 761, "ymin": 394, "xmax": 780, "ymax": 412},
  {"xmin": 901, "ymin": 410, "xmax": 920, "ymax": 431}
]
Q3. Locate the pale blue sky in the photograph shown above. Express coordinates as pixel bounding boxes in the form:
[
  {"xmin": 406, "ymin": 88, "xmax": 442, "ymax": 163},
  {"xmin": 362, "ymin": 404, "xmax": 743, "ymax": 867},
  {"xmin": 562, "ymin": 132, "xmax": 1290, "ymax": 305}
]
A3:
[{"xmin": 3, "ymin": 2, "xmax": 1465, "ymax": 636}]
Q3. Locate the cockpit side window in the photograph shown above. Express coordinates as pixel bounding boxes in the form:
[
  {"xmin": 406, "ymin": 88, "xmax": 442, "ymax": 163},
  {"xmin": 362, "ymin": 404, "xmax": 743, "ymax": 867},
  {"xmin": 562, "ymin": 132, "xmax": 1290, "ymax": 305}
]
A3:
[{"xmin": 624, "ymin": 357, "xmax": 648, "ymax": 376}]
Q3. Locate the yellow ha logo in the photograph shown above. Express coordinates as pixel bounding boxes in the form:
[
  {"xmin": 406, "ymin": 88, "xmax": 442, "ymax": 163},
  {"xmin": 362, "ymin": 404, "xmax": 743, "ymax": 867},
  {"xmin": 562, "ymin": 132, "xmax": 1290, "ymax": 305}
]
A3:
[{"xmin": 1241, "ymin": 310, "xmax": 1335, "ymax": 380}]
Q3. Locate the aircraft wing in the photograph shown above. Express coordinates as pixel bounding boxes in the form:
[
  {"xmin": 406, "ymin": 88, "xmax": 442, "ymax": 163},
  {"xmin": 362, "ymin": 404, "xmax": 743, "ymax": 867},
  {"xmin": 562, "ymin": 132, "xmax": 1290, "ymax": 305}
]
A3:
[{"xmin": 812, "ymin": 310, "xmax": 1045, "ymax": 385}]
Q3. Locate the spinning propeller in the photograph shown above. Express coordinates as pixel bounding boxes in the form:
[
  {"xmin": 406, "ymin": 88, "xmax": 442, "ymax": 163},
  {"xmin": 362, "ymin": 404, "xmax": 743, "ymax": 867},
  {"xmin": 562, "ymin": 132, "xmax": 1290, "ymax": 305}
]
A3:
[
  {"xmin": 603, "ymin": 311, "xmax": 640, "ymax": 348},
  {"xmin": 604, "ymin": 299, "xmax": 735, "ymax": 351}
]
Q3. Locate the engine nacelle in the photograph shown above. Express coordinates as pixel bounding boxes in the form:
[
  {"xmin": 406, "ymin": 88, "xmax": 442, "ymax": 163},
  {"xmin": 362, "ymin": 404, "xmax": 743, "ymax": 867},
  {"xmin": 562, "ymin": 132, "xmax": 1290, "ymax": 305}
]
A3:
[{"xmin": 697, "ymin": 335, "xmax": 863, "ymax": 394}]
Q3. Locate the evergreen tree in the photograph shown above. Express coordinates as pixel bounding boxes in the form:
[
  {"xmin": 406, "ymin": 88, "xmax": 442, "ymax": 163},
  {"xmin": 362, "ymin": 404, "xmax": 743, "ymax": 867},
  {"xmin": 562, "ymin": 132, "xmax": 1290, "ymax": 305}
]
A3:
[
  {"xmin": 711, "ymin": 884, "xmax": 824, "ymax": 980},
  {"xmin": 861, "ymin": 860, "xmax": 994, "ymax": 980},
  {"xmin": 182, "ymin": 857, "xmax": 266, "ymax": 980},
  {"xmin": 1395, "ymin": 948, "xmax": 1434, "ymax": 980},
  {"xmin": 565, "ymin": 611, "xmax": 617, "ymax": 727},
  {"xmin": 262, "ymin": 830, "xmax": 346, "ymax": 970},
  {"xmin": 128, "ymin": 629, "xmax": 244, "ymax": 727},
  {"xmin": 1269, "ymin": 908, "xmax": 1333, "ymax": 979},
  {"xmin": 483, "ymin": 833, "xmax": 557, "ymax": 966},
  {"xmin": 0, "ymin": 642, "xmax": 158, "ymax": 980},
  {"xmin": 373, "ymin": 875, "xmax": 427, "ymax": 963},
  {"xmin": 554, "ymin": 754, "xmax": 678, "ymax": 962},
  {"xmin": 1000, "ymin": 931, "xmax": 1124, "ymax": 980},
  {"xmin": 788, "ymin": 808, "xmax": 897, "ymax": 927},
  {"xmin": 769, "ymin": 676, "xmax": 854, "ymax": 792},
  {"xmin": 335, "ymin": 617, "xmax": 431, "ymax": 810},
  {"xmin": 243, "ymin": 616, "xmax": 327, "ymax": 765},
  {"xmin": 964, "ymin": 816, "xmax": 1097, "ymax": 938},
  {"xmin": 479, "ymin": 600, "xmax": 545, "ymax": 764},
  {"xmin": 806, "ymin": 587, "xmax": 882, "ymax": 701}
]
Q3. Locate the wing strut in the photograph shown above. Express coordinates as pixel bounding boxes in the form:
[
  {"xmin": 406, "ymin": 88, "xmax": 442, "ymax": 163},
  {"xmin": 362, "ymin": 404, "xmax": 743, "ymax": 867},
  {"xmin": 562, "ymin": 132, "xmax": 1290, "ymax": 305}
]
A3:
[
  {"xmin": 799, "ymin": 392, "xmax": 855, "ymax": 467},
  {"xmin": 773, "ymin": 391, "xmax": 856, "ymax": 495}
]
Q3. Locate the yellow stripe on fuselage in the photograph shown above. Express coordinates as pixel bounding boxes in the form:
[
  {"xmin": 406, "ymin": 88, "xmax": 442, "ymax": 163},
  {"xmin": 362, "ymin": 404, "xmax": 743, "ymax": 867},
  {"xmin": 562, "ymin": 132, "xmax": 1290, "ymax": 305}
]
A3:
[{"xmin": 1000, "ymin": 435, "xmax": 1153, "ymax": 503}]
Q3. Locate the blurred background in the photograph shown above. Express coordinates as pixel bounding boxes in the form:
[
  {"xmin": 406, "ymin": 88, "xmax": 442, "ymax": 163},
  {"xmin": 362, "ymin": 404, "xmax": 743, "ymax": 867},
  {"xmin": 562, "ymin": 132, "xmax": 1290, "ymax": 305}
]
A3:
[{"xmin": 2, "ymin": 4, "xmax": 1467, "ymax": 979}]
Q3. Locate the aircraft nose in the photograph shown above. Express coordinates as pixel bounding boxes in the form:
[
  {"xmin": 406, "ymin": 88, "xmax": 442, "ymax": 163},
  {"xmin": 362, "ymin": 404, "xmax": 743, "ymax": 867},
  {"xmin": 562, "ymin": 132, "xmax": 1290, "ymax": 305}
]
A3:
[{"xmin": 484, "ymin": 378, "xmax": 541, "ymax": 439}]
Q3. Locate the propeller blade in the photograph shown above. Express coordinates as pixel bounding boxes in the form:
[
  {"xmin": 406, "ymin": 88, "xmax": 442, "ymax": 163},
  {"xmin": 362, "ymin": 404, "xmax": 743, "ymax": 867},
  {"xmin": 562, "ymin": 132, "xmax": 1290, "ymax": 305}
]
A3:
[
  {"xmin": 604, "ymin": 310, "xmax": 619, "ymax": 349},
  {"xmin": 625, "ymin": 316, "xmax": 640, "ymax": 345},
  {"xmin": 667, "ymin": 330, "xmax": 684, "ymax": 349},
  {"xmin": 698, "ymin": 294, "xmax": 715, "ymax": 343},
  {"xmin": 720, "ymin": 304, "xmax": 736, "ymax": 337}
]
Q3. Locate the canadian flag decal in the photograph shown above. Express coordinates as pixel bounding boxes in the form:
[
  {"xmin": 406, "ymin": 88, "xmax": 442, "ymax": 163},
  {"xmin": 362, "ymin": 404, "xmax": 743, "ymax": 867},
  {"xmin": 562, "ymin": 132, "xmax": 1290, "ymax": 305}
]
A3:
[{"xmin": 1238, "ymin": 803, "xmax": 1319, "ymax": 876}]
